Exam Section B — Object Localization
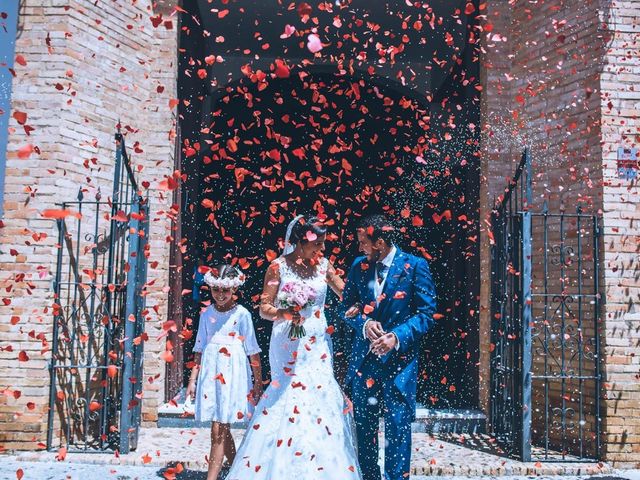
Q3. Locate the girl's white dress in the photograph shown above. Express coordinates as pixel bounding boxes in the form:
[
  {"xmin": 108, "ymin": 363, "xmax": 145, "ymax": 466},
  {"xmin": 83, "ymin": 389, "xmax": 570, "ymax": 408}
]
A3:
[
  {"xmin": 226, "ymin": 257, "xmax": 362, "ymax": 479},
  {"xmin": 193, "ymin": 304, "xmax": 261, "ymax": 423}
]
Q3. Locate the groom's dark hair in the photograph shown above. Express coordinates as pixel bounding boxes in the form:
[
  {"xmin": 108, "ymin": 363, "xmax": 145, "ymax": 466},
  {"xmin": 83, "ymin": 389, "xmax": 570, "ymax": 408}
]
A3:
[{"xmin": 357, "ymin": 214, "xmax": 395, "ymax": 245}]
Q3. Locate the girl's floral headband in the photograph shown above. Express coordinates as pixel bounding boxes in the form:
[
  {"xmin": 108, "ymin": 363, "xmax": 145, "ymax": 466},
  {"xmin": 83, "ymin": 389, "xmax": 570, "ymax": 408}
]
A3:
[{"xmin": 203, "ymin": 269, "xmax": 246, "ymax": 289}]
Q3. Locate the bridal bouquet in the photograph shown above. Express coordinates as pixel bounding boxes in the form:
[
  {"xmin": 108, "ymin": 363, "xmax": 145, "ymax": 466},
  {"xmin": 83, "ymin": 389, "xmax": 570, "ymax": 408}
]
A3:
[{"xmin": 277, "ymin": 281, "xmax": 317, "ymax": 339}]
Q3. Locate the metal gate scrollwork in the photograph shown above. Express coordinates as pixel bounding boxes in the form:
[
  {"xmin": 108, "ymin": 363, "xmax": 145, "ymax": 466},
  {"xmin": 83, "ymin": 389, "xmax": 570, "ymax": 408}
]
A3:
[
  {"xmin": 46, "ymin": 131, "xmax": 149, "ymax": 453},
  {"xmin": 489, "ymin": 148, "xmax": 602, "ymax": 461}
]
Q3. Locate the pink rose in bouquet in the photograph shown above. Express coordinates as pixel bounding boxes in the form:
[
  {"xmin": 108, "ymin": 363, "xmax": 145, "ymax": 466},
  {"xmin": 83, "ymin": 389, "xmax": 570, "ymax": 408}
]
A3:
[{"xmin": 276, "ymin": 281, "xmax": 317, "ymax": 339}]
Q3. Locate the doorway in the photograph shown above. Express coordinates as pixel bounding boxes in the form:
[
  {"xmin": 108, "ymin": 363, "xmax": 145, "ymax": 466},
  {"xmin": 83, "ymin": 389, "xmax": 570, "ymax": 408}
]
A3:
[{"xmin": 170, "ymin": 0, "xmax": 481, "ymax": 411}]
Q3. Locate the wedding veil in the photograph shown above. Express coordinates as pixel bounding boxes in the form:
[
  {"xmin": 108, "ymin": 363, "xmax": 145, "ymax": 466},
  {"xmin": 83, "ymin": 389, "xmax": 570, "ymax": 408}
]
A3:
[{"xmin": 282, "ymin": 214, "xmax": 304, "ymax": 256}]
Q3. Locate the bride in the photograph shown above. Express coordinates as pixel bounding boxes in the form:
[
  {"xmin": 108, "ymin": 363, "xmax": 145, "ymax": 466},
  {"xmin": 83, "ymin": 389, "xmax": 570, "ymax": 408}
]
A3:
[{"xmin": 225, "ymin": 215, "xmax": 363, "ymax": 479}]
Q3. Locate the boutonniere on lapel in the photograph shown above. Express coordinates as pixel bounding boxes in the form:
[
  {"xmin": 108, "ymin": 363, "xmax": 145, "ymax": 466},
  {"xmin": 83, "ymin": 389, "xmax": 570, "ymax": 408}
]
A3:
[
  {"xmin": 402, "ymin": 262, "xmax": 412, "ymax": 277},
  {"xmin": 378, "ymin": 261, "xmax": 411, "ymax": 306},
  {"xmin": 360, "ymin": 261, "xmax": 371, "ymax": 271},
  {"xmin": 387, "ymin": 261, "xmax": 412, "ymax": 282}
]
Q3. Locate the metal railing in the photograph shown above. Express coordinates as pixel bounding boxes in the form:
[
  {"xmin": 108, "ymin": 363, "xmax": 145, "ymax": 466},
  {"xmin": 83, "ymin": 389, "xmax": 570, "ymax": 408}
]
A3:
[
  {"xmin": 489, "ymin": 148, "xmax": 601, "ymax": 461},
  {"xmin": 47, "ymin": 131, "xmax": 149, "ymax": 453}
]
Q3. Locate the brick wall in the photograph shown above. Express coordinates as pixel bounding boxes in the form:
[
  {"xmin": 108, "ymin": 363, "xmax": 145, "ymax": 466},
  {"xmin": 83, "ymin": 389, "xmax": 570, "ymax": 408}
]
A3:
[
  {"xmin": 599, "ymin": 0, "xmax": 640, "ymax": 467},
  {"xmin": 481, "ymin": 0, "xmax": 640, "ymax": 467},
  {"xmin": 480, "ymin": 0, "xmax": 609, "ymax": 461},
  {"xmin": 482, "ymin": 0, "xmax": 605, "ymax": 207},
  {"xmin": 479, "ymin": 0, "xmax": 516, "ymax": 414},
  {"xmin": 0, "ymin": 0, "xmax": 177, "ymax": 451}
]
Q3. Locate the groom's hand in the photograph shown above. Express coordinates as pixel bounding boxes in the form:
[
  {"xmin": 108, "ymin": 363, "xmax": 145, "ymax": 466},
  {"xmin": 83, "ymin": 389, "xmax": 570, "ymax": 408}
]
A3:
[
  {"xmin": 371, "ymin": 332, "xmax": 397, "ymax": 356},
  {"xmin": 365, "ymin": 320, "xmax": 385, "ymax": 341}
]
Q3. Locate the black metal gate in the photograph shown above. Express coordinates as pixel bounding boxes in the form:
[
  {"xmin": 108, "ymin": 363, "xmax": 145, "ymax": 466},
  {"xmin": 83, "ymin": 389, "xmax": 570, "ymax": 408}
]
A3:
[
  {"xmin": 489, "ymin": 148, "xmax": 602, "ymax": 461},
  {"xmin": 47, "ymin": 131, "xmax": 149, "ymax": 453}
]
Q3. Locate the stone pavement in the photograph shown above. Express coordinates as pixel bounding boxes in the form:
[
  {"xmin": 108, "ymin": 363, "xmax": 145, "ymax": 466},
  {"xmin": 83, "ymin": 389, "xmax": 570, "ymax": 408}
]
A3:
[
  {"xmin": 4, "ymin": 428, "xmax": 617, "ymax": 478},
  {"xmin": 0, "ymin": 460, "xmax": 639, "ymax": 480}
]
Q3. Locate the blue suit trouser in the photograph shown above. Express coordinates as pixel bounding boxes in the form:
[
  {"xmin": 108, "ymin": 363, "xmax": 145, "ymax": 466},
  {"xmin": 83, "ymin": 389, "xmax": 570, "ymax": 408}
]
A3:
[{"xmin": 351, "ymin": 356, "xmax": 412, "ymax": 480}]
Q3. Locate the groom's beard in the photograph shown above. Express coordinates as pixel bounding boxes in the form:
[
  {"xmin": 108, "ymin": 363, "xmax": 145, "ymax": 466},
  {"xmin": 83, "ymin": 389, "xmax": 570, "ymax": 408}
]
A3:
[{"xmin": 367, "ymin": 250, "xmax": 382, "ymax": 263}]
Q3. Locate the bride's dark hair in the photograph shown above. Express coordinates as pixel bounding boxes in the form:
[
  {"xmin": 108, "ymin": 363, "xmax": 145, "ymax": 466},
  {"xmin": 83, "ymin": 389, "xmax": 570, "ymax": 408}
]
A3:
[{"xmin": 289, "ymin": 215, "xmax": 327, "ymax": 245}]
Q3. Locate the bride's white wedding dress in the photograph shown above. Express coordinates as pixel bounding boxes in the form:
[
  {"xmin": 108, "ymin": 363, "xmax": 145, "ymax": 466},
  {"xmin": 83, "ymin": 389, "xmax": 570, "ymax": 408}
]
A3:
[{"xmin": 226, "ymin": 256, "xmax": 362, "ymax": 479}]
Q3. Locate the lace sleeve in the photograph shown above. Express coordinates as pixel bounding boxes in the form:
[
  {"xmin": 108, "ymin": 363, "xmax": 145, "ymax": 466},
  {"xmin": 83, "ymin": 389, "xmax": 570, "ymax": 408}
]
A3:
[
  {"xmin": 275, "ymin": 256, "xmax": 288, "ymax": 276},
  {"xmin": 321, "ymin": 256, "xmax": 331, "ymax": 278}
]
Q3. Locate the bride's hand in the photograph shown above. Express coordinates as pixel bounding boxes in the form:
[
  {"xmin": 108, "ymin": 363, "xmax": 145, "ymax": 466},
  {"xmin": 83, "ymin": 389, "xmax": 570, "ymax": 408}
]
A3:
[
  {"xmin": 345, "ymin": 304, "xmax": 360, "ymax": 318},
  {"xmin": 279, "ymin": 307, "xmax": 303, "ymax": 324},
  {"xmin": 343, "ymin": 394, "xmax": 354, "ymax": 415}
]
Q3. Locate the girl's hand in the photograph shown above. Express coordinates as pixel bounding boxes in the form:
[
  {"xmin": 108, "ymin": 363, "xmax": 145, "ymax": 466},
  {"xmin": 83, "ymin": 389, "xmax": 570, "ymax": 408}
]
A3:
[
  {"xmin": 186, "ymin": 381, "xmax": 196, "ymax": 401},
  {"xmin": 250, "ymin": 382, "xmax": 264, "ymax": 405}
]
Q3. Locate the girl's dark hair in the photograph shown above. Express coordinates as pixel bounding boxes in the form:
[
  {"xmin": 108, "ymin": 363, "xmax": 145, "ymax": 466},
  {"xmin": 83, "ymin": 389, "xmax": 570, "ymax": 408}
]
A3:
[
  {"xmin": 209, "ymin": 261, "xmax": 241, "ymax": 280},
  {"xmin": 289, "ymin": 216, "xmax": 327, "ymax": 245},
  {"xmin": 357, "ymin": 214, "xmax": 395, "ymax": 245}
]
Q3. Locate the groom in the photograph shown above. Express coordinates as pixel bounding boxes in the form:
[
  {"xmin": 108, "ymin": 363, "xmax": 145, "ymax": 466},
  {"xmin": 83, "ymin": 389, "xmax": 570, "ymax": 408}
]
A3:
[{"xmin": 340, "ymin": 214, "xmax": 437, "ymax": 480}]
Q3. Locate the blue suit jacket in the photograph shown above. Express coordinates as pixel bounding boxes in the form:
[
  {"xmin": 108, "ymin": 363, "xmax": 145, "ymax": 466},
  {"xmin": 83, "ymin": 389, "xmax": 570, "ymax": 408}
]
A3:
[{"xmin": 339, "ymin": 249, "xmax": 437, "ymax": 412}]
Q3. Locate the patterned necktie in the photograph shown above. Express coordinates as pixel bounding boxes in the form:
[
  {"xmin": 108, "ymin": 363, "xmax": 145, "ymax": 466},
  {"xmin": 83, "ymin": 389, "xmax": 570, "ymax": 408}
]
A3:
[{"xmin": 376, "ymin": 262, "xmax": 388, "ymax": 284}]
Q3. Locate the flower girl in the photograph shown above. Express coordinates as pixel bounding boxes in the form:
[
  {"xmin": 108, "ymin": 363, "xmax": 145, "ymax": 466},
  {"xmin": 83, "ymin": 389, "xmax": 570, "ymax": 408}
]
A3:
[{"xmin": 186, "ymin": 262, "xmax": 263, "ymax": 480}]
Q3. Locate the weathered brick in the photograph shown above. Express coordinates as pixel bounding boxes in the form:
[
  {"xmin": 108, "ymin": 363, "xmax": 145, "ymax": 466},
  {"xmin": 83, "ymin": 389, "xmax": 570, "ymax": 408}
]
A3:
[
  {"xmin": 480, "ymin": 0, "xmax": 640, "ymax": 467},
  {"xmin": 0, "ymin": 0, "xmax": 177, "ymax": 451}
]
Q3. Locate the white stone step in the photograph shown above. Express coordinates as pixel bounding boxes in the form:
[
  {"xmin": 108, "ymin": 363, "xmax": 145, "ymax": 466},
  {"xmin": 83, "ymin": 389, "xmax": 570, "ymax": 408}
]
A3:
[{"xmin": 158, "ymin": 390, "xmax": 486, "ymax": 433}]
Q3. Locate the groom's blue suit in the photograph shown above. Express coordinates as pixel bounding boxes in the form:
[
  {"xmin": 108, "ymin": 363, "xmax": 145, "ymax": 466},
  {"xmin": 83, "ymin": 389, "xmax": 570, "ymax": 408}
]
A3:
[{"xmin": 340, "ymin": 248, "xmax": 437, "ymax": 480}]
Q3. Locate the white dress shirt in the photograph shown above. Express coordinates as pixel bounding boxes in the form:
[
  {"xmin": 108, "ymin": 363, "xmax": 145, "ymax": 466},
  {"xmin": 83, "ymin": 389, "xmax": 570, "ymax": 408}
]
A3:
[
  {"xmin": 373, "ymin": 245, "xmax": 396, "ymax": 304},
  {"xmin": 363, "ymin": 246, "xmax": 400, "ymax": 351}
]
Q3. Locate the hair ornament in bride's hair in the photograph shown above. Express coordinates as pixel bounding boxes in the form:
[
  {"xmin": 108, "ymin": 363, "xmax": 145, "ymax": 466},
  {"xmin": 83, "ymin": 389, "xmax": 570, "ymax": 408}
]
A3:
[{"xmin": 203, "ymin": 264, "xmax": 246, "ymax": 289}]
